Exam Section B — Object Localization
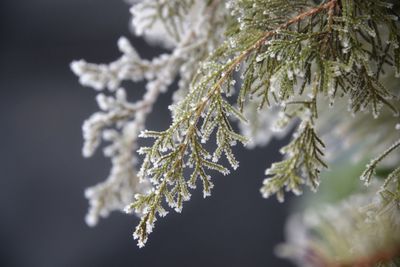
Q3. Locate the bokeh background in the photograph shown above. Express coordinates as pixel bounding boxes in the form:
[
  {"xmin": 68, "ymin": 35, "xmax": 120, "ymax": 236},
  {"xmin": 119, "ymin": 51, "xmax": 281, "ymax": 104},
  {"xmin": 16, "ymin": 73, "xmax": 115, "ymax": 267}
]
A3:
[{"xmin": 0, "ymin": 1, "xmax": 293, "ymax": 266}]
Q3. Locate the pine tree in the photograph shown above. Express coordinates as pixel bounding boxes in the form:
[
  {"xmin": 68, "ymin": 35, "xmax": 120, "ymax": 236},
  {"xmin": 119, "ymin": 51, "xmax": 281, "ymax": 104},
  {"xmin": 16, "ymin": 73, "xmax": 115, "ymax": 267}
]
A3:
[{"xmin": 72, "ymin": 0, "xmax": 400, "ymax": 265}]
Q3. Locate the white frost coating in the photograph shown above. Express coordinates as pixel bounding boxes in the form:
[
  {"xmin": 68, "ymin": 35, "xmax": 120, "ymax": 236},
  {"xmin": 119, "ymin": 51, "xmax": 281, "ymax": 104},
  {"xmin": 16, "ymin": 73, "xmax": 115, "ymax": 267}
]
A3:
[
  {"xmin": 130, "ymin": 4, "xmax": 175, "ymax": 48},
  {"xmin": 85, "ymin": 122, "xmax": 151, "ymax": 226},
  {"xmin": 129, "ymin": 0, "xmax": 207, "ymax": 49},
  {"xmin": 72, "ymin": 0, "xmax": 228, "ymax": 228},
  {"xmin": 239, "ymin": 103, "xmax": 293, "ymax": 148}
]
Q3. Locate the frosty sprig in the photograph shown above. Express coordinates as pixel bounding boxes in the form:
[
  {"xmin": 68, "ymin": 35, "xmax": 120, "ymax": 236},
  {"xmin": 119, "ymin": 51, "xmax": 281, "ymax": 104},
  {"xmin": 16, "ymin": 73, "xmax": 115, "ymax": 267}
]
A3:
[
  {"xmin": 127, "ymin": 0, "xmax": 347, "ymax": 246},
  {"xmin": 127, "ymin": 57, "xmax": 250, "ymax": 247},
  {"xmin": 261, "ymin": 120, "xmax": 327, "ymax": 202},
  {"xmin": 72, "ymin": 0, "xmax": 227, "ymax": 226},
  {"xmin": 73, "ymin": 0, "xmax": 400, "ymax": 254},
  {"xmin": 361, "ymin": 139, "xmax": 400, "ymax": 185}
]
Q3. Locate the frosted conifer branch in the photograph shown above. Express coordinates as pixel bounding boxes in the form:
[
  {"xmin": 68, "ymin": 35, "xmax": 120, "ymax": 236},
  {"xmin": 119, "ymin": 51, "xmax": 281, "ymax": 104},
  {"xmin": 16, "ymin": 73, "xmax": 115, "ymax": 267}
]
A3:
[
  {"xmin": 72, "ymin": 0, "xmax": 228, "ymax": 229},
  {"xmin": 129, "ymin": 0, "xmax": 344, "ymax": 246},
  {"xmin": 261, "ymin": 119, "xmax": 327, "ymax": 202},
  {"xmin": 72, "ymin": 0, "xmax": 400, "ymax": 258},
  {"xmin": 361, "ymin": 139, "xmax": 400, "ymax": 186}
]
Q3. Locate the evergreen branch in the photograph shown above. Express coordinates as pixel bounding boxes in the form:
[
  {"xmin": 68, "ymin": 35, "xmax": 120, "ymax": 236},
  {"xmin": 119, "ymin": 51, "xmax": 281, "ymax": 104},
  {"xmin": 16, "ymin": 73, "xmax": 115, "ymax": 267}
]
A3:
[
  {"xmin": 261, "ymin": 120, "xmax": 327, "ymax": 202},
  {"xmin": 75, "ymin": 0, "xmax": 400, "ymax": 259},
  {"xmin": 361, "ymin": 139, "xmax": 400, "ymax": 185},
  {"xmin": 129, "ymin": 0, "xmax": 340, "ymax": 247}
]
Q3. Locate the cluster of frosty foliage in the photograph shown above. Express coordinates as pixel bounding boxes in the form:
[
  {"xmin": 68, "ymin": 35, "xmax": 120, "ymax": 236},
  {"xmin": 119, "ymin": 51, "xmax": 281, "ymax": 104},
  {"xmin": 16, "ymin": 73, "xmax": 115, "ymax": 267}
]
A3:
[
  {"xmin": 277, "ymin": 182, "xmax": 400, "ymax": 267},
  {"xmin": 72, "ymin": 0, "xmax": 400, "ymax": 258},
  {"xmin": 71, "ymin": 0, "xmax": 228, "ymax": 226}
]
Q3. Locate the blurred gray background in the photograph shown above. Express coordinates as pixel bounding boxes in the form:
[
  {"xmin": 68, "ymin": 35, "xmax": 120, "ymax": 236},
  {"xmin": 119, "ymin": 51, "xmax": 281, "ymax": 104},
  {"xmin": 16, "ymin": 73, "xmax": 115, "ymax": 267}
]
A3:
[{"xmin": 0, "ymin": 1, "xmax": 293, "ymax": 266}]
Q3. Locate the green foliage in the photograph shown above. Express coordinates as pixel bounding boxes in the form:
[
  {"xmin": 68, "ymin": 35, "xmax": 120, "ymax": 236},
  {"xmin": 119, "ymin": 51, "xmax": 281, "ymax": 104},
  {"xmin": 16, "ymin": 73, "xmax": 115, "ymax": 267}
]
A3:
[
  {"xmin": 361, "ymin": 139, "xmax": 400, "ymax": 185},
  {"xmin": 261, "ymin": 120, "xmax": 327, "ymax": 202},
  {"xmin": 127, "ymin": 75, "xmax": 249, "ymax": 246},
  {"xmin": 127, "ymin": 0, "xmax": 400, "ymax": 247},
  {"xmin": 229, "ymin": 0, "xmax": 310, "ymax": 31}
]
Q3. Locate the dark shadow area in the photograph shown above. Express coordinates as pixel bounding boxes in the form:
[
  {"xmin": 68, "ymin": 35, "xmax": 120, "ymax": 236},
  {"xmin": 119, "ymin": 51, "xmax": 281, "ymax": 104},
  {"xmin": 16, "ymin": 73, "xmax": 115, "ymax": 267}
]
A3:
[{"xmin": 0, "ymin": 1, "xmax": 294, "ymax": 267}]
